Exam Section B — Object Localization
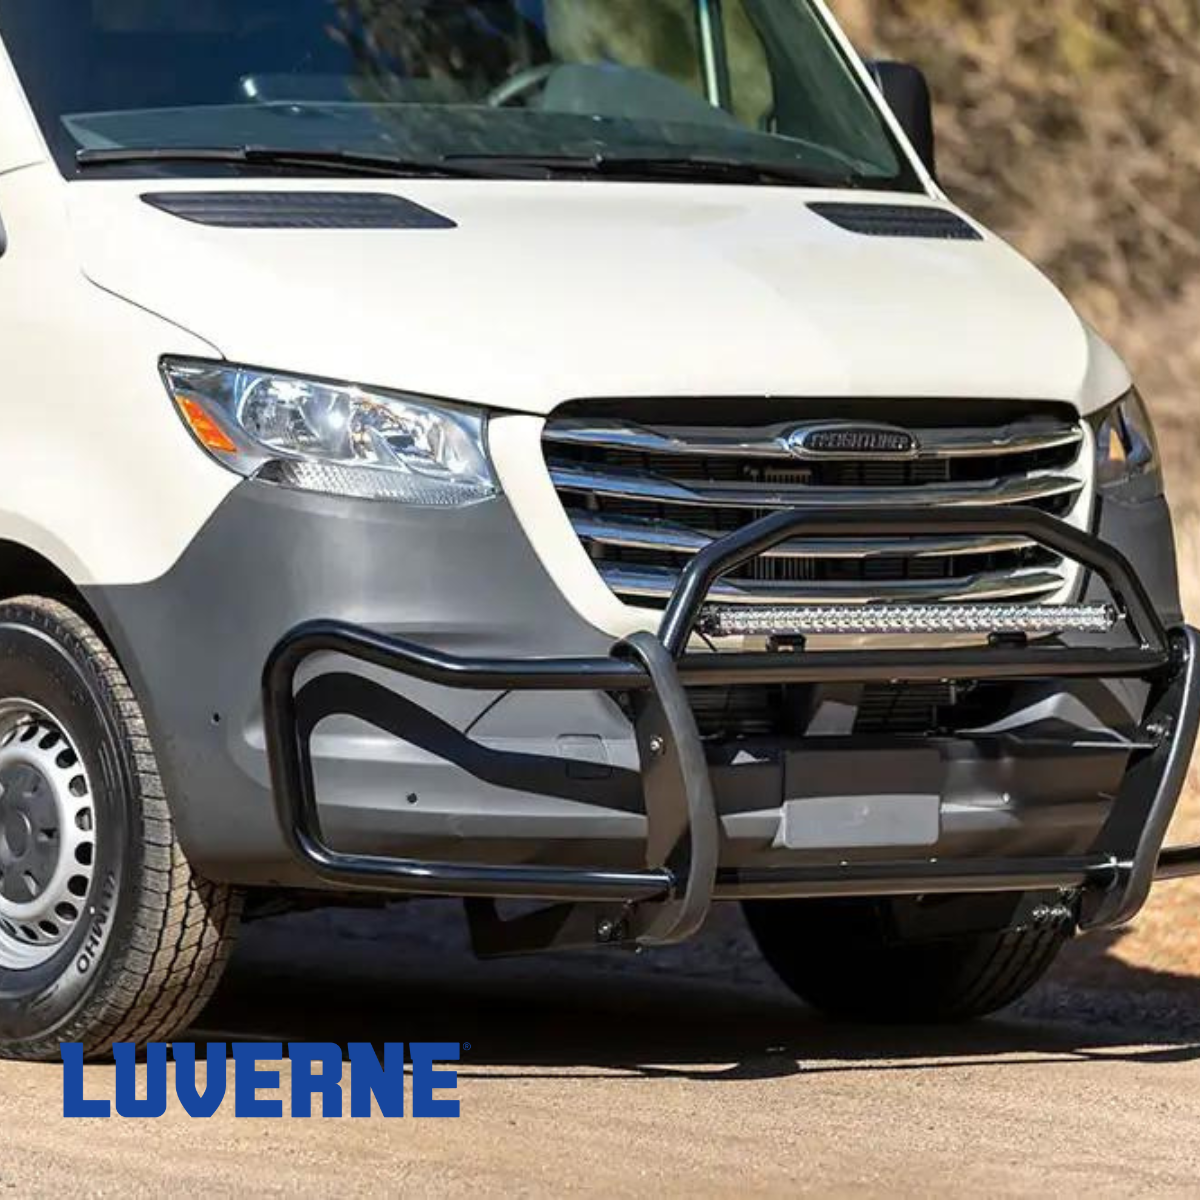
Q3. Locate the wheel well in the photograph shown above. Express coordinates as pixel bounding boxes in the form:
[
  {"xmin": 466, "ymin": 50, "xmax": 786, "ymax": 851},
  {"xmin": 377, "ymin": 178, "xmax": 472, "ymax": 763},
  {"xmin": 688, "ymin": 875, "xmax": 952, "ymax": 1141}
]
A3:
[{"xmin": 0, "ymin": 542, "xmax": 102, "ymax": 630}]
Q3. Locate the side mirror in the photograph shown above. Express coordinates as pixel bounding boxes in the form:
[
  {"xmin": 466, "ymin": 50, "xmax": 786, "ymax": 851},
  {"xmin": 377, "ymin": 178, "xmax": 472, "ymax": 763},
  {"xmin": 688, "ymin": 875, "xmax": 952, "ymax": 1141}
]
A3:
[{"xmin": 869, "ymin": 60, "xmax": 937, "ymax": 179}]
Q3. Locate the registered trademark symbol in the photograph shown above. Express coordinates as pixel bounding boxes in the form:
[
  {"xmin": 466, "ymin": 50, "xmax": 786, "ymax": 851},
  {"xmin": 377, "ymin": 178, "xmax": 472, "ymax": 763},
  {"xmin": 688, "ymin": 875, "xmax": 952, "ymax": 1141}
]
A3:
[{"xmin": 462, "ymin": 1043, "xmax": 471, "ymax": 1052}]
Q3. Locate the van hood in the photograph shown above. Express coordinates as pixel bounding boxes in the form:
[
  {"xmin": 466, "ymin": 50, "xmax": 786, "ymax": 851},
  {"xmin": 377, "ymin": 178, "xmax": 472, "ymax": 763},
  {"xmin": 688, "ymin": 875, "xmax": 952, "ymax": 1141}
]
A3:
[{"xmin": 69, "ymin": 179, "xmax": 1124, "ymax": 416}]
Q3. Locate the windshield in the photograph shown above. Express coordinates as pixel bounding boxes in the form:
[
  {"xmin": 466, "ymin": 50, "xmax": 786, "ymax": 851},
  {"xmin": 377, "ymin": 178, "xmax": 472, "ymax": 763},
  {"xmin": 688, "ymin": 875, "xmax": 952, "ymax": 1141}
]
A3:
[{"xmin": 0, "ymin": 0, "xmax": 918, "ymax": 189}]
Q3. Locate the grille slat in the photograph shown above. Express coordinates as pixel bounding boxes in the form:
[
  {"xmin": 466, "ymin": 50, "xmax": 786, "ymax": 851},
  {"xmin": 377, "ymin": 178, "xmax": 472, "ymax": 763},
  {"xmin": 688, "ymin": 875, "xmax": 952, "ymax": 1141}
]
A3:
[
  {"xmin": 550, "ymin": 464, "xmax": 1084, "ymax": 510},
  {"xmin": 543, "ymin": 406, "xmax": 1087, "ymax": 612},
  {"xmin": 543, "ymin": 419, "xmax": 1084, "ymax": 460},
  {"xmin": 602, "ymin": 564, "xmax": 1066, "ymax": 606},
  {"xmin": 570, "ymin": 513, "xmax": 1037, "ymax": 560}
]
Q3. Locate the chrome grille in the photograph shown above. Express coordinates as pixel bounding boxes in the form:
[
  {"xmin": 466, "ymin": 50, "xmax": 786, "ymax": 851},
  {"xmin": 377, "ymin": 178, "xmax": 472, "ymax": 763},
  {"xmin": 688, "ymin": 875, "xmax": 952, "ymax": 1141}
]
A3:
[{"xmin": 542, "ymin": 403, "xmax": 1089, "ymax": 611}]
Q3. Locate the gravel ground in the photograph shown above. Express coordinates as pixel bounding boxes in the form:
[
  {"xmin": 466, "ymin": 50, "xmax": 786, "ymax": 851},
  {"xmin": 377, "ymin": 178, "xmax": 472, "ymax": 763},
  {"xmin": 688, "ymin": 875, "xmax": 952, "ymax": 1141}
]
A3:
[{"xmin": 9, "ymin": 883, "xmax": 1199, "ymax": 1199}]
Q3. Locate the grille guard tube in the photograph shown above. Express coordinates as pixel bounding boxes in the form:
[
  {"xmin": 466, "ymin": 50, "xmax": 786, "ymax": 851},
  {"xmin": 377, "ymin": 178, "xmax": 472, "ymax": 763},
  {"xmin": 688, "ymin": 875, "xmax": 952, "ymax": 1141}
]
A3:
[{"xmin": 262, "ymin": 505, "xmax": 1200, "ymax": 949}]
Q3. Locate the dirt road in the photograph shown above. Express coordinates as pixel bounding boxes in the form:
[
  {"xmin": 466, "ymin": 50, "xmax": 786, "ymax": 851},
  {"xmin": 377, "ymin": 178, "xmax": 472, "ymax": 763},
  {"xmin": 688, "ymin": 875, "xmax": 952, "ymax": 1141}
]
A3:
[{"xmin": 4, "ymin": 896, "xmax": 1200, "ymax": 1198}]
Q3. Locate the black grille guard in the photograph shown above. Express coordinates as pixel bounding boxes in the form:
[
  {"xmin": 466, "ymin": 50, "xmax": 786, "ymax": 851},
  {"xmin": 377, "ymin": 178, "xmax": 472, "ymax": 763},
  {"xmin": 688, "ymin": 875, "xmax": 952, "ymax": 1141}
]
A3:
[{"xmin": 263, "ymin": 506, "xmax": 1200, "ymax": 953}]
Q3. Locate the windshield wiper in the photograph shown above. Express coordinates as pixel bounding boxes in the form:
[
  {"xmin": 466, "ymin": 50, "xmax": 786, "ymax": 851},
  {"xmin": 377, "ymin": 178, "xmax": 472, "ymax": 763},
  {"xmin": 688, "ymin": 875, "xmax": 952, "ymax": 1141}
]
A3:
[
  {"xmin": 444, "ymin": 151, "xmax": 859, "ymax": 188},
  {"xmin": 76, "ymin": 146, "xmax": 857, "ymax": 187},
  {"xmin": 76, "ymin": 145, "xmax": 507, "ymax": 180}
]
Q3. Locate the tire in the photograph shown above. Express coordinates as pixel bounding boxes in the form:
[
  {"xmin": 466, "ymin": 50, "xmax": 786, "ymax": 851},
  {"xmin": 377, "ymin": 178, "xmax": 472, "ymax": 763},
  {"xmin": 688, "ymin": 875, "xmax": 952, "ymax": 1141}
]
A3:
[
  {"xmin": 744, "ymin": 897, "xmax": 1067, "ymax": 1023},
  {"xmin": 0, "ymin": 596, "xmax": 240, "ymax": 1061}
]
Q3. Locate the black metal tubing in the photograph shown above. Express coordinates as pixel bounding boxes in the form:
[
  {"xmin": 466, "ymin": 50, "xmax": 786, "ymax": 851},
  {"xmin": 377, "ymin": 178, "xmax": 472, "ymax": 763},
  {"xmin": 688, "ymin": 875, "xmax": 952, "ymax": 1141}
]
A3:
[
  {"xmin": 264, "ymin": 621, "xmax": 652, "ymax": 696},
  {"xmin": 1156, "ymin": 844, "xmax": 1200, "ymax": 881},
  {"xmin": 262, "ymin": 625, "xmax": 669, "ymax": 901},
  {"xmin": 714, "ymin": 855, "xmax": 1118, "ymax": 900},
  {"xmin": 1080, "ymin": 624, "xmax": 1200, "ymax": 928},
  {"xmin": 616, "ymin": 632, "xmax": 720, "ymax": 944},
  {"xmin": 259, "ymin": 504, "xmax": 1197, "ymax": 937},
  {"xmin": 659, "ymin": 505, "xmax": 1168, "ymax": 658},
  {"xmin": 676, "ymin": 647, "xmax": 1166, "ymax": 686}
]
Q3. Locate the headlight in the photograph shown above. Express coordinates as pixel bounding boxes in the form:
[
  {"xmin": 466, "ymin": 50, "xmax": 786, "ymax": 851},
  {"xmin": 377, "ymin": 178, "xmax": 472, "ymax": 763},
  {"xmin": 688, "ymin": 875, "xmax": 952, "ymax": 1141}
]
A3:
[
  {"xmin": 161, "ymin": 359, "xmax": 498, "ymax": 506},
  {"xmin": 1090, "ymin": 388, "xmax": 1160, "ymax": 497}
]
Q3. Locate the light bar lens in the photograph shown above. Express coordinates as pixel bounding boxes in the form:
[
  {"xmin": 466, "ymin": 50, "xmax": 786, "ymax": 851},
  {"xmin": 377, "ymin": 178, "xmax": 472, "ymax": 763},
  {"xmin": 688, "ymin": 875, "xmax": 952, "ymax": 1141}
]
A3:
[{"xmin": 701, "ymin": 603, "xmax": 1118, "ymax": 638}]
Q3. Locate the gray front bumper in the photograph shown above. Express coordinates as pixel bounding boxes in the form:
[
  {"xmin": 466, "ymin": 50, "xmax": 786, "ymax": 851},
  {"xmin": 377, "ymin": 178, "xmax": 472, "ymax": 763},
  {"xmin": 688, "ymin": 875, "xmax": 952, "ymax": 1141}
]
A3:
[{"xmin": 87, "ymin": 481, "xmax": 613, "ymax": 884}]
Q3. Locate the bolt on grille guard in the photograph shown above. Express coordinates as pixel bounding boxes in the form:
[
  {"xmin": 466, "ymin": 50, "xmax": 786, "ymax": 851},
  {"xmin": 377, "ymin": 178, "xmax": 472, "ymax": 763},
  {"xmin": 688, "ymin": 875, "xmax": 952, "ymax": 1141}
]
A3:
[{"xmin": 263, "ymin": 506, "xmax": 1200, "ymax": 955}]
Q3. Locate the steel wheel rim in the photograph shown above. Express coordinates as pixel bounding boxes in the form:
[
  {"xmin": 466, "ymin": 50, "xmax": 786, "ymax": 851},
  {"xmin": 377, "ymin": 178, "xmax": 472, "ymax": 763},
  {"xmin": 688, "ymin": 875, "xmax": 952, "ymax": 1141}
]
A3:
[{"xmin": 0, "ymin": 700, "xmax": 96, "ymax": 969}]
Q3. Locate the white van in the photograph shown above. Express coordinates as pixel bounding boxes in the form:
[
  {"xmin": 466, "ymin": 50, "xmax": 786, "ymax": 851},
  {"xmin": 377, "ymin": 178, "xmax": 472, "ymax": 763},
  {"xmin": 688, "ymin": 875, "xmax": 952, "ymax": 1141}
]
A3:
[{"xmin": 0, "ymin": 0, "xmax": 1193, "ymax": 1060}]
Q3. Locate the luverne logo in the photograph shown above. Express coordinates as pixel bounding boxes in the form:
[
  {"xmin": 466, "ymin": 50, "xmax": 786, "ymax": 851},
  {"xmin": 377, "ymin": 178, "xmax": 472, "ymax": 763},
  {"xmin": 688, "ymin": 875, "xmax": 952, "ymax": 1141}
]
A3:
[{"xmin": 62, "ymin": 1042, "xmax": 460, "ymax": 1118}]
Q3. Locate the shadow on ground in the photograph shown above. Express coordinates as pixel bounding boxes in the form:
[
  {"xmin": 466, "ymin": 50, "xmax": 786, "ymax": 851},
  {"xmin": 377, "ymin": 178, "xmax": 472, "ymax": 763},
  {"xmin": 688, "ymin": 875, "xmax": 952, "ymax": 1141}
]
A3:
[{"xmin": 189, "ymin": 899, "xmax": 1200, "ymax": 1082}]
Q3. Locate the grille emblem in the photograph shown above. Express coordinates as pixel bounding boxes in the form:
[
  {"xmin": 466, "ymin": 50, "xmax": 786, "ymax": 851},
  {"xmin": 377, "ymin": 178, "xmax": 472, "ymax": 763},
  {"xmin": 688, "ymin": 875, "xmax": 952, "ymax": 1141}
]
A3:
[{"xmin": 785, "ymin": 423, "xmax": 919, "ymax": 460}]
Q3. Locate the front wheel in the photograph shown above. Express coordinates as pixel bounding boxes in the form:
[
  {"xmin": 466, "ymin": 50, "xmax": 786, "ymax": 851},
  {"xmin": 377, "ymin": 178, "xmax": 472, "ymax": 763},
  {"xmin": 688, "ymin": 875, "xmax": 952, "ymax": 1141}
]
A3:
[
  {"xmin": 0, "ymin": 597, "xmax": 240, "ymax": 1060},
  {"xmin": 744, "ymin": 896, "xmax": 1068, "ymax": 1023}
]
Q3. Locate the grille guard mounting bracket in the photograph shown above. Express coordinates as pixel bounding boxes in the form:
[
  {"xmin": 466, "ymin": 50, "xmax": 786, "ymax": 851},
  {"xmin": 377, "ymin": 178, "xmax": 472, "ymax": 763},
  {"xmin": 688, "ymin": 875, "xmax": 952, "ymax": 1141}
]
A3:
[{"xmin": 263, "ymin": 505, "xmax": 1200, "ymax": 956}]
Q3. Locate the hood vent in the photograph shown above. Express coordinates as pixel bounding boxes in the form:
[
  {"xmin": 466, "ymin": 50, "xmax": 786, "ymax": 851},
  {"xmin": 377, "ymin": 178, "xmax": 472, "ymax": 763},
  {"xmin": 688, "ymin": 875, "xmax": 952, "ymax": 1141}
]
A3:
[
  {"xmin": 141, "ymin": 191, "xmax": 456, "ymax": 230},
  {"xmin": 808, "ymin": 203, "xmax": 982, "ymax": 241}
]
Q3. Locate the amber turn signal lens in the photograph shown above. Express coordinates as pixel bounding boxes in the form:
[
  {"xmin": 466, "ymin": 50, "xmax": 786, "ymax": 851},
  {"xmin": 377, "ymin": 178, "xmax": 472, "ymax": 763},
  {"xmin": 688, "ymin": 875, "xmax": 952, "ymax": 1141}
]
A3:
[{"xmin": 177, "ymin": 396, "xmax": 238, "ymax": 454}]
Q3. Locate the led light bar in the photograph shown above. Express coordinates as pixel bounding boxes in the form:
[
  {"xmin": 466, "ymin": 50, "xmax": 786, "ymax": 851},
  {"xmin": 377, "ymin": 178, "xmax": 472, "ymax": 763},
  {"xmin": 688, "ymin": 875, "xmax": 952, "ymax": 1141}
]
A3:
[{"xmin": 699, "ymin": 602, "xmax": 1119, "ymax": 639}]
